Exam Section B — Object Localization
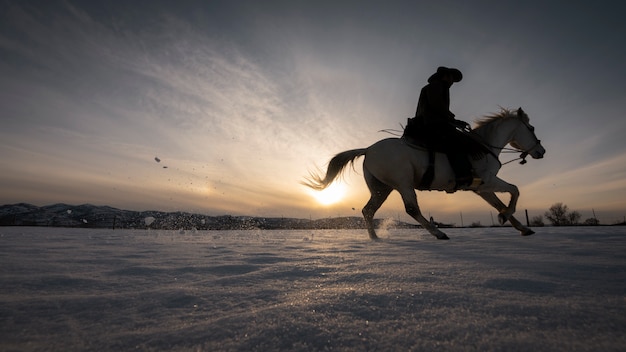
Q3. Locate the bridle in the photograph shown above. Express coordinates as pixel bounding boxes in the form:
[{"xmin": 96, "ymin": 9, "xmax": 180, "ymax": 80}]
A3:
[{"xmin": 487, "ymin": 119, "xmax": 542, "ymax": 166}]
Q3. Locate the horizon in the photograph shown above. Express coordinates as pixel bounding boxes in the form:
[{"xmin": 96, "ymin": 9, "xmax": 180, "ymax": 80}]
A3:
[
  {"xmin": 1, "ymin": 1, "xmax": 625, "ymax": 226},
  {"xmin": 3, "ymin": 201, "xmax": 624, "ymax": 227}
]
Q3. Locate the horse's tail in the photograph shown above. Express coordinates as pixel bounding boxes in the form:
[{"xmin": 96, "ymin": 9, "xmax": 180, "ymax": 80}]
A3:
[{"xmin": 302, "ymin": 148, "xmax": 367, "ymax": 190}]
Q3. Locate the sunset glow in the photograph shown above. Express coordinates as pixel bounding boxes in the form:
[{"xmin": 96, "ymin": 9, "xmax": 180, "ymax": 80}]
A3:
[
  {"xmin": 0, "ymin": 2, "xmax": 625, "ymax": 224},
  {"xmin": 309, "ymin": 182, "xmax": 348, "ymax": 206}
]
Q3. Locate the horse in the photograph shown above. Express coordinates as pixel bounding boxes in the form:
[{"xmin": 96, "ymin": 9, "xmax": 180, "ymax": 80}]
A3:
[{"xmin": 303, "ymin": 107, "xmax": 546, "ymax": 240}]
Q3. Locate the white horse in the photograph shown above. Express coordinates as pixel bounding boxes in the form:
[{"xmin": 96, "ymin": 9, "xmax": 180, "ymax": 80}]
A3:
[{"xmin": 304, "ymin": 108, "xmax": 546, "ymax": 240}]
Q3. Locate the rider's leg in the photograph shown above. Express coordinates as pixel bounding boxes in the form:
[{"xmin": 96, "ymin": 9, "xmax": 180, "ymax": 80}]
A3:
[{"xmin": 446, "ymin": 152, "xmax": 473, "ymax": 188}]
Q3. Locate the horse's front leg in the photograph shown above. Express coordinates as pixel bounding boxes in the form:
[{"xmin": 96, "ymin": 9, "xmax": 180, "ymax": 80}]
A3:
[
  {"xmin": 478, "ymin": 177, "xmax": 519, "ymax": 224},
  {"xmin": 474, "ymin": 191, "xmax": 534, "ymax": 236}
]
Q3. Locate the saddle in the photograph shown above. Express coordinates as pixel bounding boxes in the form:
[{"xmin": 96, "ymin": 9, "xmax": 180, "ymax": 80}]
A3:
[{"xmin": 402, "ymin": 117, "xmax": 489, "ymax": 191}]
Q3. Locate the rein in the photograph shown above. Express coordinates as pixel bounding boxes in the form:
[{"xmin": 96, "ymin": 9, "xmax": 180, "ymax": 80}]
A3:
[
  {"xmin": 501, "ymin": 150, "xmax": 528, "ymax": 165},
  {"xmin": 492, "ymin": 138, "xmax": 541, "ymax": 165}
]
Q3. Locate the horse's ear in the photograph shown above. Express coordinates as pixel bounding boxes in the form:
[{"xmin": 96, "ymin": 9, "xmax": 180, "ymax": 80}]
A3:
[{"xmin": 517, "ymin": 107, "xmax": 525, "ymax": 116}]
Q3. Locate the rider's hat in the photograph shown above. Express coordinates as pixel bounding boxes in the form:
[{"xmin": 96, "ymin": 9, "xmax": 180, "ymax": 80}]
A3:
[{"xmin": 428, "ymin": 66, "xmax": 463, "ymax": 83}]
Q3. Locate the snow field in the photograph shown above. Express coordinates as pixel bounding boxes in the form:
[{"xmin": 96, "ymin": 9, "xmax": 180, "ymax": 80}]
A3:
[{"xmin": 1, "ymin": 226, "xmax": 625, "ymax": 351}]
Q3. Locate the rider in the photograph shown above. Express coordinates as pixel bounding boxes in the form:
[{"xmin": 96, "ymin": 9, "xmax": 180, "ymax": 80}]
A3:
[{"xmin": 412, "ymin": 66, "xmax": 477, "ymax": 189}]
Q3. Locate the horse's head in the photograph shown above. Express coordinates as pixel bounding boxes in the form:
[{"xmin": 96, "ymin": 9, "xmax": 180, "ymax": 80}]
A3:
[{"xmin": 508, "ymin": 108, "xmax": 545, "ymax": 160}]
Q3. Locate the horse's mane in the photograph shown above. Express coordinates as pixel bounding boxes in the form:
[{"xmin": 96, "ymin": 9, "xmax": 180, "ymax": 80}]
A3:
[{"xmin": 474, "ymin": 108, "xmax": 521, "ymax": 128}]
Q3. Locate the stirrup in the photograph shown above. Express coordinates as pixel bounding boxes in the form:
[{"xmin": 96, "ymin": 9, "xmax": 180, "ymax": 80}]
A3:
[
  {"xmin": 455, "ymin": 177, "xmax": 482, "ymax": 190},
  {"xmin": 469, "ymin": 177, "xmax": 482, "ymax": 188}
]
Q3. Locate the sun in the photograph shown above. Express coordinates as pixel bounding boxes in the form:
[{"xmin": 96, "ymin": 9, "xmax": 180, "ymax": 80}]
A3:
[{"xmin": 309, "ymin": 182, "xmax": 347, "ymax": 206}]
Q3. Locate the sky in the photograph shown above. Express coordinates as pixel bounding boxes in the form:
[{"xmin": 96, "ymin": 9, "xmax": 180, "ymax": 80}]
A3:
[{"xmin": 1, "ymin": 0, "xmax": 625, "ymax": 225}]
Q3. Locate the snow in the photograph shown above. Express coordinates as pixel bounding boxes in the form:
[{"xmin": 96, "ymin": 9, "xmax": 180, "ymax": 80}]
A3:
[
  {"xmin": 144, "ymin": 216, "xmax": 156, "ymax": 226},
  {"xmin": 1, "ymin": 226, "xmax": 625, "ymax": 351}
]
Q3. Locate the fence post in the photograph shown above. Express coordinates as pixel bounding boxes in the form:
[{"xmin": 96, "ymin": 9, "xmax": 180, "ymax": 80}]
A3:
[{"xmin": 525, "ymin": 209, "xmax": 530, "ymax": 226}]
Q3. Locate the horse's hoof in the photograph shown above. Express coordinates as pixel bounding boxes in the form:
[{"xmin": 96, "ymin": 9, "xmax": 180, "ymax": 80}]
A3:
[
  {"xmin": 436, "ymin": 234, "xmax": 450, "ymax": 240},
  {"xmin": 521, "ymin": 229, "xmax": 535, "ymax": 236},
  {"xmin": 498, "ymin": 213, "xmax": 508, "ymax": 225}
]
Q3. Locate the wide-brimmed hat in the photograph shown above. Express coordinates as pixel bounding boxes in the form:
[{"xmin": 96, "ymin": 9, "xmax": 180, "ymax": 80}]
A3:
[{"xmin": 428, "ymin": 66, "xmax": 463, "ymax": 83}]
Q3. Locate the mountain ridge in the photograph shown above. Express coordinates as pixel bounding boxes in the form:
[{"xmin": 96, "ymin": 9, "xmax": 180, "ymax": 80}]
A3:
[{"xmin": 0, "ymin": 203, "xmax": 420, "ymax": 230}]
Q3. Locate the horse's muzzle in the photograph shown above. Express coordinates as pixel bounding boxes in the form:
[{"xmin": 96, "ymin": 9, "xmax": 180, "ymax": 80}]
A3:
[{"xmin": 531, "ymin": 145, "xmax": 546, "ymax": 159}]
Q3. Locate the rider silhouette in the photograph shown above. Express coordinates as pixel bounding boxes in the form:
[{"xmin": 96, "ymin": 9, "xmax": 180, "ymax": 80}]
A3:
[{"xmin": 412, "ymin": 66, "xmax": 477, "ymax": 189}]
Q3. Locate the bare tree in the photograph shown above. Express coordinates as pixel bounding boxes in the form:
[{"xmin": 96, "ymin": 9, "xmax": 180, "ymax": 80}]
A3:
[
  {"xmin": 545, "ymin": 203, "xmax": 568, "ymax": 226},
  {"xmin": 544, "ymin": 203, "xmax": 581, "ymax": 226},
  {"xmin": 530, "ymin": 215, "xmax": 544, "ymax": 227},
  {"xmin": 568, "ymin": 211, "xmax": 581, "ymax": 225},
  {"xmin": 583, "ymin": 217, "xmax": 599, "ymax": 226}
]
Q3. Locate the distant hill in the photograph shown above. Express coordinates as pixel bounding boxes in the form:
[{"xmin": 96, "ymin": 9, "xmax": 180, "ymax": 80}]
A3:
[{"xmin": 0, "ymin": 203, "xmax": 420, "ymax": 230}]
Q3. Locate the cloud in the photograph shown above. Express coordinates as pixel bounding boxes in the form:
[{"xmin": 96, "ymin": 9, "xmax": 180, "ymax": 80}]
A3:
[{"xmin": 519, "ymin": 153, "xmax": 626, "ymax": 210}]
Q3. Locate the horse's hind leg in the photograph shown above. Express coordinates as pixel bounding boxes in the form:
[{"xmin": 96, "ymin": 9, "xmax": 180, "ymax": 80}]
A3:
[
  {"xmin": 474, "ymin": 191, "xmax": 535, "ymax": 236},
  {"xmin": 362, "ymin": 169, "xmax": 392, "ymax": 240},
  {"xmin": 398, "ymin": 187, "xmax": 450, "ymax": 240}
]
